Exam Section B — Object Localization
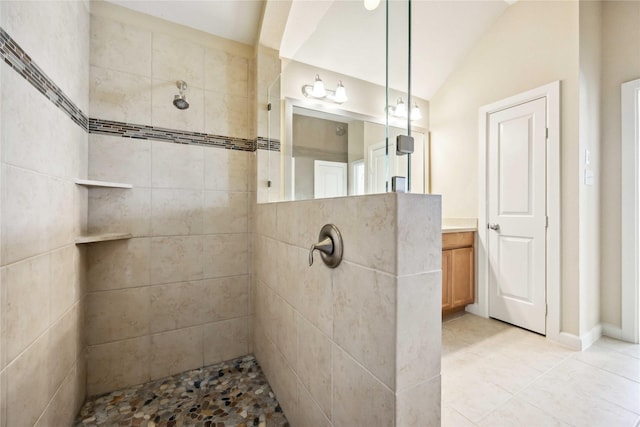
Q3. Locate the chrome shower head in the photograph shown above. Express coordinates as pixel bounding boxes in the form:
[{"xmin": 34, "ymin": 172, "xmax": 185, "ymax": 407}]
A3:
[{"xmin": 173, "ymin": 80, "xmax": 189, "ymax": 110}]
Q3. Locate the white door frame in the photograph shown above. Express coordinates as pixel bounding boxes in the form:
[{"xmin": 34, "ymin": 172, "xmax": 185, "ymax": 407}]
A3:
[
  {"xmin": 621, "ymin": 78, "xmax": 640, "ymax": 344},
  {"xmin": 473, "ymin": 81, "xmax": 562, "ymax": 344}
]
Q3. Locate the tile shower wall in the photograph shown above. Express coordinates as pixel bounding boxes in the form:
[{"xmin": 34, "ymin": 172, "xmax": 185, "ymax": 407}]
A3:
[
  {"xmin": 85, "ymin": 4, "xmax": 253, "ymax": 395},
  {"xmin": 252, "ymin": 193, "xmax": 443, "ymax": 426},
  {"xmin": 0, "ymin": 1, "xmax": 90, "ymax": 426}
]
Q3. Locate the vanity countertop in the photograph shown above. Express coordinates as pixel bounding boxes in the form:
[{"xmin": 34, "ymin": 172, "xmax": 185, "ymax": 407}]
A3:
[
  {"xmin": 441, "ymin": 218, "xmax": 478, "ymax": 234},
  {"xmin": 442, "ymin": 226, "xmax": 477, "ymax": 234}
]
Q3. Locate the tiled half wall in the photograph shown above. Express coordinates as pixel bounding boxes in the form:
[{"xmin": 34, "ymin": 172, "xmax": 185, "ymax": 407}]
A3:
[{"xmin": 252, "ymin": 193, "xmax": 443, "ymax": 426}]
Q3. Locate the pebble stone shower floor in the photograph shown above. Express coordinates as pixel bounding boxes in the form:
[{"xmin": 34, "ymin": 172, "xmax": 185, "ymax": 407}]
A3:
[{"xmin": 75, "ymin": 355, "xmax": 289, "ymax": 427}]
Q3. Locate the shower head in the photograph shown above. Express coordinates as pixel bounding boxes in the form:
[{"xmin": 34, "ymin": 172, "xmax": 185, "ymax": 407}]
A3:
[{"xmin": 173, "ymin": 80, "xmax": 189, "ymax": 110}]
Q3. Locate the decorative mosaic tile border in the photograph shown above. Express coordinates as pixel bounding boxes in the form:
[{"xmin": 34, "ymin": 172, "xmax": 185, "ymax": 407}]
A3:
[
  {"xmin": 0, "ymin": 26, "xmax": 282, "ymax": 153},
  {"xmin": 256, "ymin": 136, "xmax": 281, "ymax": 152},
  {"xmin": 89, "ymin": 118, "xmax": 257, "ymax": 152},
  {"xmin": 0, "ymin": 27, "xmax": 89, "ymax": 130}
]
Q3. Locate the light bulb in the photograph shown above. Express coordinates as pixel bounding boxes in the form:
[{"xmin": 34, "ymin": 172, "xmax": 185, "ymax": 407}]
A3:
[
  {"xmin": 311, "ymin": 74, "xmax": 326, "ymax": 98},
  {"xmin": 410, "ymin": 104, "xmax": 422, "ymax": 121},
  {"xmin": 394, "ymin": 98, "xmax": 407, "ymax": 118},
  {"xmin": 334, "ymin": 81, "xmax": 348, "ymax": 103},
  {"xmin": 364, "ymin": 0, "xmax": 381, "ymax": 11}
]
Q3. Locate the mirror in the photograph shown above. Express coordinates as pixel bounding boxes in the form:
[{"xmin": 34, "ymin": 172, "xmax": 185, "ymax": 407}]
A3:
[{"xmin": 283, "ymin": 99, "xmax": 428, "ymax": 201}]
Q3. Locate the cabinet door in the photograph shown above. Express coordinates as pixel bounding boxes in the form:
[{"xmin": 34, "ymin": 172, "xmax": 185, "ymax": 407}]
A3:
[
  {"xmin": 451, "ymin": 247, "xmax": 474, "ymax": 307},
  {"xmin": 442, "ymin": 249, "xmax": 452, "ymax": 310}
]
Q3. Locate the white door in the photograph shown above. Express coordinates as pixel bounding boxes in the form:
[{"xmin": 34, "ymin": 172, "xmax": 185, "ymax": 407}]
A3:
[
  {"xmin": 488, "ymin": 97, "xmax": 547, "ymax": 335},
  {"xmin": 314, "ymin": 160, "xmax": 347, "ymax": 199},
  {"xmin": 369, "ymin": 143, "xmax": 389, "ymax": 194}
]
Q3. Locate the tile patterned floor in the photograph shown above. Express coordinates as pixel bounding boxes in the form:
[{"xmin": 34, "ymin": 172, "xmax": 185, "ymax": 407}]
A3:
[
  {"xmin": 75, "ymin": 355, "xmax": 289, "ymax": 427},
  {"xmin": 442, "ymin": 314, "xmax": 640, "ymax": 427}
]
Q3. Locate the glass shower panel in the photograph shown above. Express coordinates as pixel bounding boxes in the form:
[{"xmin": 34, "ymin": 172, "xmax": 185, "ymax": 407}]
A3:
[
  {"xmin": 386, "ymin": 0, "xmax": 412, "ymax": 193},
  {"xmin": 266, "ymin": 75, "xmax": 281, "ymax": 203}
]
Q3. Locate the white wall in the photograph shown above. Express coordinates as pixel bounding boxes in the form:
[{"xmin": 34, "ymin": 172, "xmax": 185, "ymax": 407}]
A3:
[
  {"xmin": 429, "ymin": 0, "xmax": 581, "ymax": 335},
  {"xmin": 578, "ymin": 0, "xmax": 602, "ymax": 337},
  {"xmin": 599, "ymin": 1, "xmax": 640, "ymax": 329}
]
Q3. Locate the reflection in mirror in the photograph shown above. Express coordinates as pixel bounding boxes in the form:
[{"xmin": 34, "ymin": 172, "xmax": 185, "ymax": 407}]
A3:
[{"xmin": 284, "ymin": 99, "xmax": 428, "ymax": 201}]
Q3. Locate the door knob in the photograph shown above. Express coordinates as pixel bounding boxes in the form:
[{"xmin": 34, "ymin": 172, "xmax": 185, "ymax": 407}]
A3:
[{"xmin": 488, "ymin": 223, "xmax": 500, "ymax": 231}]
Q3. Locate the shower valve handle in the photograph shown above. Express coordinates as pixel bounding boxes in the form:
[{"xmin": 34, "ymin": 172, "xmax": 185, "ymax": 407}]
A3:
[
  {"xmin": 309, "ymin": 237, "xmax": 334, "ymax": 266},
  {"xmin": 308, "ymin": 224, "xmax": 343, "ymax": 268}
]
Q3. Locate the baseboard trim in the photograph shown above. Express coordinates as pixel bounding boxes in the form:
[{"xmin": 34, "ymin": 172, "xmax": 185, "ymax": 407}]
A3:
[
  {"xmin": 580, "ymin": 324, "xmax": 602, "ymax": 350},
  {"xmin": 602, "ymin": 323, "xmax": 623, "ymax": 340}
]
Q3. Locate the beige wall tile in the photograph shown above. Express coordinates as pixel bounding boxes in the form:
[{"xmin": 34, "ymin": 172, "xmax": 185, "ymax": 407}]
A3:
[
  {"xmin": 87, "ymin": 238, "xmax": 150, "ymax": 291},
  {"xmin": 297, "ymin": 316, "xmax": 331, "ymax": 417},
  {"xmin": 1, "ymin": 67, "xmax": 58, "ymax": 176},
  {"xmin": 49, "ymin": 303, "xmax": 81, "ymax": 397},
  {"xmin": 204, "ymin": 148, "xmax": 248, "ymax": 192},
  {"xmin": 151, "ymin": 141, "xmax": 204, "ymax": 189},
  {"xmin": 87, "ymin": 336, "xmax": 151, "ymax": 396},
  {"xmin": 272, "ymin": 294, "xmax": 297, "ymax": 368},
  {"xmin": 274, "ymin": 242, "xmax": 300, "ymax": 310},
  {"xmin": 298, "ymin": 246, "xmax": 332, "ymax": 337},
  {"xmin": 319, "ymin": 195, "xmax": 397, "ymax": 275},
  {"xmin": 204, "ymin": 49, "xmax": 248, "ymax": 97},
  {"xmin": 152, "ymin": 33, "xmax": 204, "ymax": 89},
  {"xmin": 203, "ymin": 191, "xmax": 248, "ymax": 234},
  {"xmin": 396, "ymin": 376, "xmax": 441, "ymax": 427},
  {"xmin": 151, "ymin": 78, "xmax": 205, "ymax": 133},
  {"xmin": 203, "ymin": 317, "xmax": 249, "ymax": 365},
  {"xmin": 88, "ymin": 187, "xmax": 151, "ymax": 237},
  {"xmin": 202, "ymin": 234, "xmax": 248, "ymax": 278},
  {"xmin": 90, "ymin": 66, "xmax": 151, "ymax": 125},
  {"xmin": 149, "ymin": 276, "xmax": 248, "ymax": 333},
  {"xmin": 35, "ymin": 363, "xmax": 83, "ymax": 427},
  {"xmin": 6, "ymin": 332, "xmax": 50, "ymax": 427},
  {"xmin": 2, "ymin": 166, "xmax": 50, "ymax": 265},
  {"xmin": 268, "ymin": 348, "xmax": 298, "ymax": 424},
  {"xmin": 397, "ymin": 194, "xmax": 442, "ymax": 276},
  {"xmin": 332, "ymin": 345, "xmax": 394, "ymax": 427},
  {"xmin": 88, "ymin": 134, "xmax": 151, "ymax": 187},
  {"xmin": 90, "ymin": 15, "xmax": 152, "ymax": 77},
  {"xmin": 253, "ymin": 202, "xmax": 277, "ymax": 240},
  {"xmin": 150, "ymin": 236, "xmax": 204, "ymax": 285},
  {"xmin": 1, "ymin": 0, "xmax": 90, "ymax": 111},
  {"xmin": 151, "ymin": 188, "xmax": 204, "ymax": 236},
  {"xmin": 85, "ymin": 287, "xmax": 150, "ymax": 345},
  {"xmin": 396, "ymin": 271, "xmax": 442, "ymax": 391},
  {"xmin": 3, "ymin": 254, "xmax": 51, "ymax": 363},
  {"xmin": 297, "ymin": 381, "xmax": 331, "ymax": 427},
  {"xmin": 49, "ymin": 178, "xmax": 80, "ymax": 248},
  {"xmin": 204, "ymin": 91, "xmax": 249, "ymax": 139},
  {"xmin": 50, "ymin": 245, "xmax": 82, "ymax": 323},
  {"xmin": 150, "ymin": 326, "xmax": 203, "ymax": 380},
  {"xmin": 333, "ymin": 262, "xmax": 396, "ymax": 389}
]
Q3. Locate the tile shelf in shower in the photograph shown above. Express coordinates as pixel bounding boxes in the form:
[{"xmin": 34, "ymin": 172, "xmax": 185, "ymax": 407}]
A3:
[
  {"xmin": 74, "ymin": 179, "xmax": 132, "ymax": 189},
  {"xmin": 75, "ymin": 233, "xmax": 133, "ymax": 244}
]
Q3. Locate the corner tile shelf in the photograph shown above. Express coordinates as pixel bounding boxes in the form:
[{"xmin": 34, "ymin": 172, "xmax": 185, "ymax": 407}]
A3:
[
  {"xmin": 74, "ymin": 179, "xmax": 132, "ymax": 189},
  {"xmin": 75, "ymin": 233, "xmax": 133, "ymax": 245},
  {"xmin": 75, "ymin": 179, "xmax": 133, "ymax": 244}
]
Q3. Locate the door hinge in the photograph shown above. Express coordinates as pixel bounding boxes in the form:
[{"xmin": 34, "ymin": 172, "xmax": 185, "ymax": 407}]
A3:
[
  {"xmin": 545, "ymin": 128, "xmax": 549, "ymax": 139},
  {"xmin": 267, "ymin": 103, "xmax": 272, "ymax": 111},
  {"xmin": 545, "ymin": 304, "xmax": 548, "ymax": 316},
  {"xmin": 545, "ymin": 216, "xmax": 549, "ymax": 228}
]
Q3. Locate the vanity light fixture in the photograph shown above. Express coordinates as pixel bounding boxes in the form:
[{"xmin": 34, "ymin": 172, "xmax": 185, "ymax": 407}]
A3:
[
  {"xmin": 388, "ymin": 98, "xmax": 422, "ymax": 121},
  {"xmin": 364, "ymin": 0, "xmax": 381, "ymax": 11},
  {"xmin": 302, "ymin": 74, "xmax": 348, "ymax": 104}
]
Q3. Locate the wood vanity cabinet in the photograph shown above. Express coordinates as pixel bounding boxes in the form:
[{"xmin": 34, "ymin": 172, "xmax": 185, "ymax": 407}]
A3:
[{"xmin": 442, "ymin": 232, "xmax": 474, "ymax": 315}]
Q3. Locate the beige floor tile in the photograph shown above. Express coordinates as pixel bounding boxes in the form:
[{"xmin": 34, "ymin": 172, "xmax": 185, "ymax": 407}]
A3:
[
  {"xmin": 477, "ymin": 397, "xmax": 570, "ymax": 427},
  {"xmin": 574, "ymin": 341, "xmax": 640, "ymax": 382},
  {"xmin": 442, "ymin": 404, "xmax": 476, "ymax": 427}
]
